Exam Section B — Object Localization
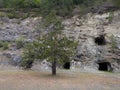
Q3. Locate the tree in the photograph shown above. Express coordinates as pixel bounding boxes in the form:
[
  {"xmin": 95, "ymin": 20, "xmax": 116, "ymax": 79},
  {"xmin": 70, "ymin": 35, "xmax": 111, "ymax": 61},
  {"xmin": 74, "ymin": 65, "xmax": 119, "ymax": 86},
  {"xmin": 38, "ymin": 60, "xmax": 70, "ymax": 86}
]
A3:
[{"xmin": 21, "ymin": 11, "xmax": 78, "ymax": 75}]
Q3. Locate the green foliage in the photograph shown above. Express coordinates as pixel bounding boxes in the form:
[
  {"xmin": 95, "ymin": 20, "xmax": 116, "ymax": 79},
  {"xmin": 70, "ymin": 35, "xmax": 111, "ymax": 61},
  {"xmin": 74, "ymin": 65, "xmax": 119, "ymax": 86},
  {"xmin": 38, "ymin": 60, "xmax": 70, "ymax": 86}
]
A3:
[
  {"xmin": 21, "ymin": 13, "xmax": 78, "ymax": 71},
  {"xmin": 43, "ymin": 11, "xmax": 63, "ymax": 29},
  {"xmin": 107, "ymin": 12, "xmax": 114, "ymax": 23},
  {"xmin": 40, "ymin": 0, "xmax": 74, "ymax": 16},
  {"xmin": 7, "ymin": 11, "xmax": 19, "ymax": 19},
  {"xmin": 15, "ymin": 38, "xmax": 24, "ymax": 49},
  {"xmin": 83, "ymin": 0, "xmax": 94, "ymax": 6},
  {"xmin": 20, "ymin": 59, "xmax": 34, "ymax": 69},
  {"xmin": 73, "ymin": 0, "xmax": 84, "ymax": 5},
  {"xmin": 0, "ymin": 0, "xmax": 117, "ymax": 17},
  {"xmin": 20, "ymin": 42, "xmax": 39, "ymax": 69},
  {"xmin": 21, "ymin": 34, "xmax": 78, "ymax": 69},
  {"xmin": 0, "ymin": 41, "xmax": 9, "ymax": 50},
  {"xmin": 6, "ymin": 10, "xmax": 30, "ymax": 19},
  {"xmin": 110, "ymin": 35, "xmax": 117, "ymax": 53},
  {"xmin": 21, "ymin": 0, "xmax": 41, "ymax": 8},
  {"xmin": 21, "ymin": 13, "xmax": 30, "ymax": 19},
  {"xmin": 0, "ymin": 0, "xmax": 41, "ymax": 8},
  {"xmin": 93, "ymin": 0, "xmax": 106, "ymax": 6},
  {"xmin": 0, "ymin": 0, "xmax": 118, "ymax": 9}
]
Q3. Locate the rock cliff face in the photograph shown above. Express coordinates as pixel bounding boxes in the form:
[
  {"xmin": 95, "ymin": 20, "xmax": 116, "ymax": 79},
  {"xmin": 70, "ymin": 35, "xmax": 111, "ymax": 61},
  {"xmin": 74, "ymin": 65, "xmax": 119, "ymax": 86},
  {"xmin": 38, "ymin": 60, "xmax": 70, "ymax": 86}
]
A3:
[
  {"xmin": 0, "ymin": 10, "xmax": 120, "ymax": 72},
  {"xmin": 0, "ymin": 17, "xmax": 42, "ymax": 42},
  {"xmin": 63, "ymin": 11, "xmax": 120, "ymax": 72}
]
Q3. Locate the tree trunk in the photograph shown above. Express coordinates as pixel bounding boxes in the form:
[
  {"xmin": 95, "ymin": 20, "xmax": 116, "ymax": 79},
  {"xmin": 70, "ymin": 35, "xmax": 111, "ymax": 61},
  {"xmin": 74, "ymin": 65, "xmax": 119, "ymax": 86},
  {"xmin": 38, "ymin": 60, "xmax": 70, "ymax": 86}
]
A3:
[{"xmin": 52, "ymin": 60, "xmax": 56, "ymax": 75}]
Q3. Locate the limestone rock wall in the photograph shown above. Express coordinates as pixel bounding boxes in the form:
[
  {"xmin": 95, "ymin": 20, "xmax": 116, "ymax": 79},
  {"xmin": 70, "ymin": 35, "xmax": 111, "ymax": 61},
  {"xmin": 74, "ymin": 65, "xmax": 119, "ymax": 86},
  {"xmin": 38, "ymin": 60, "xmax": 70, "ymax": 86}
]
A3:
[
  {"xmin": 0, "ymin": 10, "xmax": 120, "ymax": 72},
  {"xmin": 63, "ymin": 11, "xmax": 120, "ymax": 72},
  {"xmin": 0, "ymin": 17, "xmax": 42, "ymax": 42}
]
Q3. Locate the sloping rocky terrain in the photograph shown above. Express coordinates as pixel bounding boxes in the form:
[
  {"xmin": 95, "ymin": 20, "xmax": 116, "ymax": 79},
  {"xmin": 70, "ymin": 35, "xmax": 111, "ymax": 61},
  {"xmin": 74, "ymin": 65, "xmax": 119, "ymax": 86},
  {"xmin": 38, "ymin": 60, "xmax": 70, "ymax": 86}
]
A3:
[{"xmin": 0, "ymin": 10, "xmax": 120, "ymax": 72}]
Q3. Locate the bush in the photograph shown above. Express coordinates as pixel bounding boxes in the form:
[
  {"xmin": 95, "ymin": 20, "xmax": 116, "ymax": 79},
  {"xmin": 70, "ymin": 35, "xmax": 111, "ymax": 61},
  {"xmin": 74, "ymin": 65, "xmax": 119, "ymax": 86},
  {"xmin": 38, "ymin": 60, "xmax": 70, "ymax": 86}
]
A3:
[
  {"xmin": 107, "ymin": 12, "xmax": 114, "ymax": 23},
  {"xmin": 21, "ymin": 13, "xmax": 30, "ymax": 20},
  {"xmin": 15, "ymin": 38, "xmax": 24, "ymax": 49},
  {"xmin": 1, "ymin": 0, "xmax": 41, "ymax": 8},
  {"xmin": 20, "ymin": 43, "xmax": 35, "ymax": 69},
  {"xmin": 7, "ymin": 11, "xmax": 19, "ymax": 19},
  {"xmin": 0, "ymin": 41, "xmax": 9, "ymax": 50},
  {"xmin": 20, "ymin": 59, "xmax": 34, "ymax": 69},
  {"xmin": 7, "ymin": 13, "xmax": 16, "ymax": 19}
]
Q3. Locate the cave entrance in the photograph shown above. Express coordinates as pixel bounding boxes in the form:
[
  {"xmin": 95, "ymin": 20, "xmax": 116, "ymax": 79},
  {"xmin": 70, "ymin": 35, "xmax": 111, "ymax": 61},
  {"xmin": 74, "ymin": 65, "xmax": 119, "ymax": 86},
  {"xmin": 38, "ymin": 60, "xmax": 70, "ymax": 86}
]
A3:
[
  {"xmin": 94, "ymin": 35, "xmax": 106, "ymax": 45},
  {"xmin": 98, "ymin": 62, "xmax": 111, "ymax": 71},
  {"xmin": 63, "ymin": 62, "xmax": 70, "ymax": 69}
]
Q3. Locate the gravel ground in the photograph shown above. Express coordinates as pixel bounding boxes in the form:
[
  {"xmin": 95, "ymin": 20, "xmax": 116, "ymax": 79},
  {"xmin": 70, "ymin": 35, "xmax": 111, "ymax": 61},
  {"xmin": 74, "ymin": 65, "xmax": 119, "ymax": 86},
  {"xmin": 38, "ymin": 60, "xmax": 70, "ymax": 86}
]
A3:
[{"xmin": 0, "ymin": 70, "xmax": 120, "ymax": 90}]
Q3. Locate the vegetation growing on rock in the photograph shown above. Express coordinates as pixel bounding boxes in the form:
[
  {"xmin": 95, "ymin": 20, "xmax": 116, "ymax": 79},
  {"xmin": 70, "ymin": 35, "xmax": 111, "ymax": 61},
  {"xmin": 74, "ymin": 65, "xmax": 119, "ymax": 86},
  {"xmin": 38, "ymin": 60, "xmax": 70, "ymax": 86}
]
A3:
[
  {"xmin": 0, "ymin": 0, "xmax": 119, "ymax": 17},
  {"xmin": 21, "ymin": 12, "xmax": 78, "ymax": 75},
  {"xmin": 0, "ymin": 0, "xmax": 120, "ymax": 73}
]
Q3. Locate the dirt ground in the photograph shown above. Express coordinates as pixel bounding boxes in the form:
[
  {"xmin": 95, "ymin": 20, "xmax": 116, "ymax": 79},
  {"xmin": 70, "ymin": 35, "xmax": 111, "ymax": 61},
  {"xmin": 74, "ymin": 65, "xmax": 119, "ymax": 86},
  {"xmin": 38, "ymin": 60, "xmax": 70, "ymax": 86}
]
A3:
[{"xmin": 0, "ymin": 70, "xmax": 120, "ymax": 90}]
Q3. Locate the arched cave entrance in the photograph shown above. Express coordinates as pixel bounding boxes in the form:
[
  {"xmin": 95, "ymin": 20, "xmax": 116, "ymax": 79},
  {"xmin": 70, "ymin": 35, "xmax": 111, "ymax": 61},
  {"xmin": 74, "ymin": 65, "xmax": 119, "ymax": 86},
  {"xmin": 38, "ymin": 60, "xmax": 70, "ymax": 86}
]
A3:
[
  {"xmin": 94, "ymin": 35, "xmax": 106, "ymax": 45},
  {"xmin": 63, "ymin": 62, "xmax": 70, "ymax": 69},
  {"xmin": 98, "ymin": 62, "xmax": 112, "ymax": 71}
]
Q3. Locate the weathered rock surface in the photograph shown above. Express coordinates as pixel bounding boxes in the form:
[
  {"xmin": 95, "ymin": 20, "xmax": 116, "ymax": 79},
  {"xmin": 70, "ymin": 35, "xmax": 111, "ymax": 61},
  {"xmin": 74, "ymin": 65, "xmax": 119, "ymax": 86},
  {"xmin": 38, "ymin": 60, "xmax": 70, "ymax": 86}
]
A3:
[
  {"xmin": 63, "ymin": 11, "xmax": 120, "ymax": 72},
  {"xmin": 0, "ymin": 10, "xmax": 120, "ymax": 72},
  {"xmin": 0, "ymin": 17, "xmax": 42, "ymax": 42}
]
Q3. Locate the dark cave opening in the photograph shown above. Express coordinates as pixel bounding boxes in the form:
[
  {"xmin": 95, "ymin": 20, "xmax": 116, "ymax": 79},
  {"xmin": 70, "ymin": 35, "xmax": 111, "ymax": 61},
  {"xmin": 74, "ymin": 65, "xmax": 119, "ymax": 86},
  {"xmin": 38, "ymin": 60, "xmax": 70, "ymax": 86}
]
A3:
[
  {"xmin": 63, "ymin": 62, "xmax": 70, "ymax": 69},
  {"xmin": 98, "ymin": 62, "xmax": 111, "ymax": 71},
  {"xmin": 94, "ymin": 35, "xmax": 106, "ymax": 45}
]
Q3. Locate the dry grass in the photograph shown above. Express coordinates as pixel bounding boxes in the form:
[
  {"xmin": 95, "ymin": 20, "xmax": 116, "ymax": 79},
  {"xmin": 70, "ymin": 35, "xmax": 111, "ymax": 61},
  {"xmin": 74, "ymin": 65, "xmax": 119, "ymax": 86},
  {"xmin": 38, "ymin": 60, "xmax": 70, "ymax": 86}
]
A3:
[{"xmin": 0, "ymin": 70, "xmax": 120, "ymax": 90}]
